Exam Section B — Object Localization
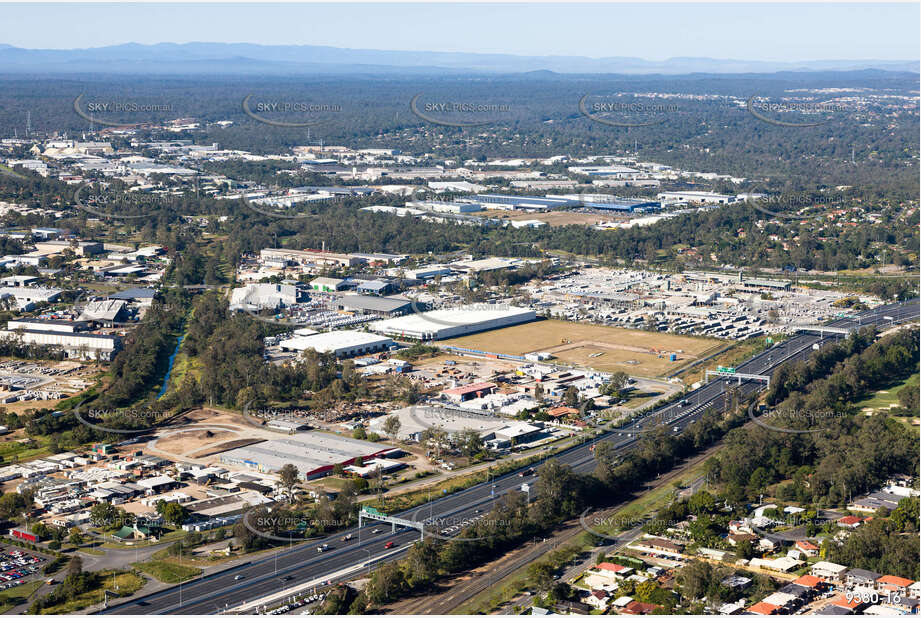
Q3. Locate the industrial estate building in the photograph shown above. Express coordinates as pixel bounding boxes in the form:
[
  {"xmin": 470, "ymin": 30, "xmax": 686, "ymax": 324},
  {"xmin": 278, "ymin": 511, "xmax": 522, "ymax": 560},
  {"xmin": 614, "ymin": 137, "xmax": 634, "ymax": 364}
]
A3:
[
  {"xmin": 0, "ymin": 320, "xmax": 121, "ymax": 360},
  {"xmin": 657, "ymin": 191, "xmax": 738, "ymax": 205},
  {"xmin": 370, "ymin": 305, "xmax": 537, "ymax": 341},
  {"xmin": 279, "ymin": 329, "xmax": 394, "ymax": 358},
  {"xmin": 229, "ymin": 283, "xmax": 299, "ymax": 311},
  {"xmin": 337, "ymin": 295, "xmax": 412, "ymax": 316},
  {"xmin": 219, "ymin": 432, "xmax": 399, "ymax": 480}
]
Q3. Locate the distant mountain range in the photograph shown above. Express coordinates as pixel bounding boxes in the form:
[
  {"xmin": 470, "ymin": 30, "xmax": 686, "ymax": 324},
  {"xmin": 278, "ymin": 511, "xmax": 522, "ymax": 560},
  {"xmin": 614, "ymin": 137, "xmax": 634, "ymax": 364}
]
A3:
[{"xmin": 0, "ymin": 42, "xmax": 916, "ymax": 75}]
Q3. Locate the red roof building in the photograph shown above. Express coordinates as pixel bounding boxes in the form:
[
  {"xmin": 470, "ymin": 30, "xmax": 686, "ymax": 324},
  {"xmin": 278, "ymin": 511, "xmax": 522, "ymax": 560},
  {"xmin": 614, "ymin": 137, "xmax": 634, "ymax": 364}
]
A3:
[
  {"xmin": 548, "ymin": 406, "xmax": 579, "ymax": 418},
  {"xmin": 441, "ymin": 381, "xmax": 497, "ymax": 402},
  {"xmin": 748, "ymin": 601, "xmax": 781, "ymax": 615},
  {"xmin": 793, "ymin": 574, "xmax": 826, "ymax": 589},
  {"xmin": 621, "ymin": 601, "xmax": 661, "ymax": 615},
  {"xmin": 877, "ymin": 575, "xmax": 915, "ymax": 594},
  {"xmin": 596, "ymin": 561, "xmax": 630, "ymax": 573}
]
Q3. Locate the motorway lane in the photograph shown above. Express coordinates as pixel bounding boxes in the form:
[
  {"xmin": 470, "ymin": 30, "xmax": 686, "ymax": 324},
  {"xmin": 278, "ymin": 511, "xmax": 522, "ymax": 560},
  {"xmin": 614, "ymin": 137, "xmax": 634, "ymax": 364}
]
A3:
[{"xmin": 106, "ymin": 300, "xmax": 917, "ymax": 615}]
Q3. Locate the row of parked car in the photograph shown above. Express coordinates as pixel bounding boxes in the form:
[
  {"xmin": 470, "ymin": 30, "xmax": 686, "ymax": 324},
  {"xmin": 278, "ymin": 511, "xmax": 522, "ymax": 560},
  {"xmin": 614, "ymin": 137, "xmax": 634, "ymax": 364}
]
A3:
[
  {"xmin": 0, "ymin": 549, "xmax": 43, "ymax": 582},
  {"xmin": 267, "ymin": 591, "xmax": 327, "ymax": 615}
]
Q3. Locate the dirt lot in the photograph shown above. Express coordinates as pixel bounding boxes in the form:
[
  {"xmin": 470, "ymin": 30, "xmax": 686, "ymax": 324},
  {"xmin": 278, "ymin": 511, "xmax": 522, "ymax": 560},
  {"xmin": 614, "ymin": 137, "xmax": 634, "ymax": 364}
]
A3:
[
  {"xmin": 442, "ymin": 320, "xmax": 721, "ymax": 377},
  {"xmin": 153, "ymin": 428, "xmax": 243, "ymax": 457},
  {"xmin": 481, "ymin": 209, "xmax": 621, "ymax": 227}
]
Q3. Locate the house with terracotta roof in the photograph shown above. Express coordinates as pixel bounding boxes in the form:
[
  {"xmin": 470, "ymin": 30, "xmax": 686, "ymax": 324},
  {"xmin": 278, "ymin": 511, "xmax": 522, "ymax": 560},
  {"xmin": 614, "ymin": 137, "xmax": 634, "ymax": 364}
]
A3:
[
  {"xmin": 829, "ymin": 593, "xmax": 866, "ymax": 612},
  {"xmin": 836, "ymin": 515, "xmax": 864, "ymax": 528},
  {"xmin": 583, "ymin": 562, "xmax": 633, "ymax": 589},
  {"xmin": 747, "ymin": 601, "xmax": 781, "ymax": 615},
  {"xmin": 621, "ymin": 600, "xmax": 661, "ymax": 615},
  {"xmin": 547, "ymin": 406, "xmax": 579, "ymax": 418},
  {"xmin": 793, "ymin": 574, "xmax": 828, "ymax": 593},
  {"xmin": 795, "ymin": 540, "xmax": 820, "ymax": 557},
  {"xmin": 877, "ymin": 575, "xmax": 914, "ymax": 596}
]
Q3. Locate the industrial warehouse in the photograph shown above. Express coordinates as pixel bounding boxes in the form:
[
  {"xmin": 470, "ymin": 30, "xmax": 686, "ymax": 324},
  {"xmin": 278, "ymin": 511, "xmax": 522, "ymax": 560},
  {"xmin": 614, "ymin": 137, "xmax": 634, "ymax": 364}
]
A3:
[
  {"xmin": 278, "ymin": 329, "xmax": 394, "ymax": 357},
  {"xmin": 370, "ymin": 305, "xmax": 537, "ymax": 341},
  {"xmin": 219, "ymin": 432, "xmax": 401, "ymax": 479}
]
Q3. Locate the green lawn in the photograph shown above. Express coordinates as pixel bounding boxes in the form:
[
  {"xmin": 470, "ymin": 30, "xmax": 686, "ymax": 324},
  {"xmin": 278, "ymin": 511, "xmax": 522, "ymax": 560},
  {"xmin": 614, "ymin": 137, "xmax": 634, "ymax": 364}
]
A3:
[
  {"xmin": 0, "ymin": 437, "xmax": 51, "ymax": 464},
  {"xmin": 854, "ymin": 373, "xmax": 917, "ymax": 414},
  {"xmin": 0, "ymin": 580, "xmax": 43, "ymax": 613},
  {"xmin": 133, "ymin": 559, "xmax": 202, "ymax": 583},
  {"xmin": 32, "ymin": 570, "xmax": 144, "ymax": 615}
]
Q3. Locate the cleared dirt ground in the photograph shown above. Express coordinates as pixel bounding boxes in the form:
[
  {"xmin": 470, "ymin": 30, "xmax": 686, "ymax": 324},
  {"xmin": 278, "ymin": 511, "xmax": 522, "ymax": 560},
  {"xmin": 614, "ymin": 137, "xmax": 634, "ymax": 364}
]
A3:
[{"xmin": 443, "ymin": 320, "xmax": 722, "ymax": 377}]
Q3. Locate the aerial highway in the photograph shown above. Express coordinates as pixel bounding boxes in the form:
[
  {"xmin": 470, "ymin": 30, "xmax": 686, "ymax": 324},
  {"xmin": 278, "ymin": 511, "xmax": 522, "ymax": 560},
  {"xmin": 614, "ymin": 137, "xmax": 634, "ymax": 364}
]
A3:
[{"xmin": 103, "ymin": 299, "xmax": 918, "ymax": 615}]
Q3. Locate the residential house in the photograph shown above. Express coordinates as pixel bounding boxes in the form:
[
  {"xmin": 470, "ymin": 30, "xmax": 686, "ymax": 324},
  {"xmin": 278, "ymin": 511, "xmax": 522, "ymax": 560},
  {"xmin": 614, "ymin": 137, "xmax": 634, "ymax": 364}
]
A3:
[
  {"xmin": 845, "ymin": 569, "xmax": 881, "ymax": 590},
  {"xmin": 747, "ymin": 601, "xmax": 781, "ymax": 615},
  {"xmin": 837, "ymin": 515, "xmax": 865, "ymax": 529},
  {"xmin": 792, "ymin": 574, "xmax": 829, "ymax": 595},
  {"xmin": 876, "ymin": 575, "xmax": 914, "ymax": 597},
  {"xmin": 761, "ymin": 592, "xmax": 802, "ymax": 613},
  {"xmin": 583, "ymin": 589, "xmax": 610, "ymax": 611},
  {"xmin": 727, "ymin": 532, "xmax": 759, "ymax": 546},
  {"xmin": 812, "ymin": 561, "xmax": 849, "ymax": 582},
  {"xmin": 583, "ymin": 562, "xmax": 633, "ymax": 589},
  {"xmin": 795, "ymin": 540, "xmax": 820, "ymax": 557},
  {"xmin": 621, "ymin": 600, "xmax": 661, "ymax": 615}
]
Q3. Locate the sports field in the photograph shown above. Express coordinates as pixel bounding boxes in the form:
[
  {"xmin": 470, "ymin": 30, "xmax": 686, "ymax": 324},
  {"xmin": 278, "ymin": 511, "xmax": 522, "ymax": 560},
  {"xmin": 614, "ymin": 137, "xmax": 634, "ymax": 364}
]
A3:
[{"xmin": 442, "ymin": 319, "xmax": 723, "ymax": 377}]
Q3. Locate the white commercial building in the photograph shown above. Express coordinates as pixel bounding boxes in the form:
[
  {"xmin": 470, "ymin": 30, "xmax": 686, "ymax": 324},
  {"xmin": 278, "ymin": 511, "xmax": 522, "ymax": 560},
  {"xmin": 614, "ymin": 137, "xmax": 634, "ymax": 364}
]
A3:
[
  {"xmin": 0, "ymin": 286, "xmax": 62, "ymax": 310},
  {"xmin": 427, "ymin": 181, "xmax": 487, "ymax": 193},
  {"xmin": 280, "ymin": 330, "xmax": 393, "ymax": 358},
  {"xmin": 369, "ymin": 304, "xmax": 536, "ymax": 341},
  {"xmin": 230, "ymin": 283, "xmax": 298, "ymax": 311},
  {"xmin": 657, "ymin": 191, "xmax": 737, "ymax": 205},
  {"xmin": 406, "ymin": 200, "xmax": 482, "ymax": 214},
  {"xmin": 0, "ymin": 328, "xmax": 120, "ymax": 360}
]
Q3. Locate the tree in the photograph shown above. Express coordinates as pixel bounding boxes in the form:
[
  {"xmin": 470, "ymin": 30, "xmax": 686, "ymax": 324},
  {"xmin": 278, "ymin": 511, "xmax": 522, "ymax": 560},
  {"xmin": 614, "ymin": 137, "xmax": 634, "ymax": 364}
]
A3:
[
  {"xmin": 603, "ymin": 371, "xmax": 630, "ymax": 397},
  {"xmin": 161, "ymin": 502, "xmax": 188, "ymax": 527},
  {"xmin": 403, "ymin": 539, "xmax": 439, "ymax": 589},
  {"xmin": 30, "ymin": 522, "xmax": 49, "ymax": 541},
  {"xmin": 66, "ymin": 556, "xmax": 82, "ymax": 577},
  {"xmin": 382, "ymin": 415, "xmax": 401, "ymax": 441},
  {"xmin": 365, "ymin": 562, "xmax": 406, "ymax": 605},
  {"xmin": 563, "ymin": 386, "xmax": 580, "ymax": 408},
  {"xmin": 278, "ymin": 464, "xmax": 300, "ymax": 502},
  {"xmin": 68, "ymin": 529, "xmax": 85, "ymax": 547},
  {"xmin": 89, "ymin": 502, "xmax": 118, "ymax": 529},
  {"xmin": 458, "ymin": 429, "xmax": 484, "ymax": 457},
  {"xmin": 676, "ymin": 560, "xmax": 714, "ymax": 602},
  {"xmin": 0, "ymin": 492, "xmax": 31, "ymax": 520},
  {"xmin": 527, "ymin": 562, "xmax": 555, "ymax": 592}
]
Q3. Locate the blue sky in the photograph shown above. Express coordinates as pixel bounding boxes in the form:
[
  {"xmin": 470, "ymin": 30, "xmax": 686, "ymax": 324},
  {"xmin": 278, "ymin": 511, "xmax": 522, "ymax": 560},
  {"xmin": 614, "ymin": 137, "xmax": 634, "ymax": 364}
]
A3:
[{"xmin": 3, "ymin": 3, "xmax": 918, "ymax": 61}]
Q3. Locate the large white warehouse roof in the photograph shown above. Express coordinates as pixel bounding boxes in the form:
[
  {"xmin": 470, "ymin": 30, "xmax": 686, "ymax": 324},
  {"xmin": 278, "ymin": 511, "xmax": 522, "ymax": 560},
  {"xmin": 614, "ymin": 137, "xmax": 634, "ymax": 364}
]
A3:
[
  {"xmin": 280, "ymin": 330, "xmax": 393, "ymax": 357},
  {"xmin": 369, "ymin": 304, "xmax": 536, "ymax": 340}
]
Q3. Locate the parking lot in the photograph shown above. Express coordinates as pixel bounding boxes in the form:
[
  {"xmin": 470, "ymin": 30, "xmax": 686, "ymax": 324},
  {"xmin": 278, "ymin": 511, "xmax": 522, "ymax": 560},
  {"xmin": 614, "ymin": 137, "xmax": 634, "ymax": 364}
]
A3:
[{"xmin": 0, "ymin": 546, "xmax": 45, "ymax": 589}]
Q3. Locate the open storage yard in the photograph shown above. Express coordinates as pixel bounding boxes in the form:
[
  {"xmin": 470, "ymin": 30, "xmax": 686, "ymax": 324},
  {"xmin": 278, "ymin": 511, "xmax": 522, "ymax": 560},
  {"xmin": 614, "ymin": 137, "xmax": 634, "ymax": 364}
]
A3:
[{"xmin": 442, "ymin": 319, "xmax": 722, "ymax": 377}]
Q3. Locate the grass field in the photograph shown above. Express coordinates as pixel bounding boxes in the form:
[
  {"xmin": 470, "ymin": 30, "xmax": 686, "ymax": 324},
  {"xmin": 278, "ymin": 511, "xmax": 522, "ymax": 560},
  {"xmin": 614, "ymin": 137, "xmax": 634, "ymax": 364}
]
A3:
[
  {"xmin": 134, "ymin": 559, "xmax": 202, "ymax": 583},
  {"xmin": 855, "ymin": 373, "xmax": 917, "ymax": 413},
  {"xmin": 0, "ymin": 580, "xmax": 43, "ymax": 613},
  {"xmin": 442, "ymin": 319, "xmax": 722, "ymax": 377},
  {"xmin": 32, "ymin": 570, "xmax": 144, "ymax": 615}
]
